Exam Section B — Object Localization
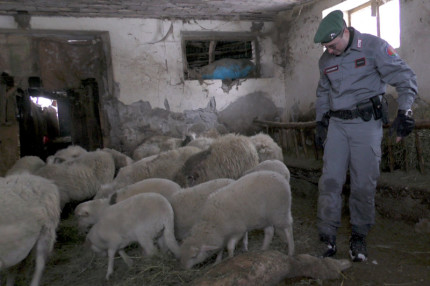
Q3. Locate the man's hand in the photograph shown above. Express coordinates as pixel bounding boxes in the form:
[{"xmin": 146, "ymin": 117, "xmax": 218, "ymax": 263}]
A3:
[
  {"xmin": 389, "ymin": 110, "xmax": 415, "ymax": 142},
  {"xmin": 315, "ymin": 121, "xmax": 328, "ymax": 148}
]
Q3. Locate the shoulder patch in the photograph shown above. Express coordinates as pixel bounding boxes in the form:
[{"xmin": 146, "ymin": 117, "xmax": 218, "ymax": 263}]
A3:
[{"xmin": 386, "ymin": 45, "xmax": 398, "ymax": 57}]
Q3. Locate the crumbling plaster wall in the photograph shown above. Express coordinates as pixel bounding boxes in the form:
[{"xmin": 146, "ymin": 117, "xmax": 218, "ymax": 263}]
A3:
[
  {"xmin": 275, "ymin": 0, "xmax": 430, "ymax": 122},
  {"xmin": 0, "ymin": 15, "xmax": 287, "ymax": 154},
  {"xmin": 1, "ymin": 16, "xmax": 285, "ymax": 114},
  {"xmin": 398, "ymin": 0, "xmax": 430, "ymax": 114}
]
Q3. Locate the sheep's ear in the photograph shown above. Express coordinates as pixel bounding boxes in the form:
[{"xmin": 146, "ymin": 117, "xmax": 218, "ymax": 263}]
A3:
[
  {"xmin": 54, "ymin": 157, "xmax": 65, "ymax": 164},
  {"xmin": 84, "ymin": 237, "xmax": 92, "ymax": 248},
  {"xmin": 186, "ymin": 175, "xmax": 195, "ymax": 187},
  {"xmin": 77, "ymin": 210, "xmax": 89, "ymax": 217},
  {"xmin": 201, "ymin": 244, "xmax": 219, "ymax": 252}
]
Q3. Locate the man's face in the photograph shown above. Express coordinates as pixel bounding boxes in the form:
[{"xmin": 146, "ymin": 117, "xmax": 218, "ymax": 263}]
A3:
[{"xmin": 322, "ymin": 29, "xmax": 346, "ymax": 56}]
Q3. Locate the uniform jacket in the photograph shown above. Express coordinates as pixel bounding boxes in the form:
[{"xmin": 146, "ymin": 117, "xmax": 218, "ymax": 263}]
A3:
[{"xmin": 315, "ymin": 28, "xmax": 418, "ymax": 121}]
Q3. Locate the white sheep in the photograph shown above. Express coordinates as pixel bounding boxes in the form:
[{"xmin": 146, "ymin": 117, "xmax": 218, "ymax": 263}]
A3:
[
  {"xmin": 86, "ymin": 192, "xmax": 180, "ymax": 280},
  {"xmin": 0, "ymin": 174, "xmax": 60, "ymax": 286},
  {"xmin": 75, "ymin": 178, "xmax": 181, "ymax": 232},
  {"xmin": 170, "ymin": 178, "xmax": 235, "ymax": 241},
  {"xmin": 5, "ymin": 155, "xmax": 45, "ymax": 176},
  {"xmin": 63, "ymin": 149, "xmax": 116, "ymax": 185},
  {"xmin": 242, "ymin": 159, "xmax": 290, "ymax": 182},
  {"xmin": 101, "ymin": 147, "xmax": 134, "ymax": 175},
  {"xmin": 249, "ymin": 133, "xmax": 284, "ymax": 163},
  {"xmin": 35, "ymin": 162, "xmax": 100, "ymax": 208},
  {"xmin": 99, "ymin": 146, "xmax": 201, "ymax": 197},
  {"xmin": 180, "ymin": 170, "xmax": 294, "ymax": 269},
  {"xmin": 174, "ymin": 133, "xmax": 260, "ymax": 187},
  {"xmin": 185, "ymin": 136, "xmax": 214, "ymax": 151},
  {"xmin": 46, "ymin": 145, "xmax": 87, "ymax": 164},
  {"xmin": 132, "ymin": 135, "xmax": 185, "ymax": 161}
]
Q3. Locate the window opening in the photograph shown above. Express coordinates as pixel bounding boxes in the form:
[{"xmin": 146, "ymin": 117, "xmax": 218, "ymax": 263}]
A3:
[
  {"xmin": 183, "ymin": 36, "xmax": 258, "ymax": 81},
  {"xmin": 324, "ymin": 0, "xmax": 400, "ymax": 48}
]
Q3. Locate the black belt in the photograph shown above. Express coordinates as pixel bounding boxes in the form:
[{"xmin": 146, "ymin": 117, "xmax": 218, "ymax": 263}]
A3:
[
  {"xmin": 329, "ymin": 95, "xmax": 383, "ymax": 120},
  {"xmin": 329, "ymin": 108, "xmax": 361, "ymax": 119}
]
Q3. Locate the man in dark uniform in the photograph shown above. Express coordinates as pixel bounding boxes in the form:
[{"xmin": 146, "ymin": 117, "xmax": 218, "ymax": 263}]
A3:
[{"xmin": 313, "ymin": 10, "xmax": 417, "ymax": 262}]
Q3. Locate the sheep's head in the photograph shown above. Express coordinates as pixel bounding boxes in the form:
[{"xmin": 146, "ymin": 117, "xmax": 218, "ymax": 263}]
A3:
[
  {"xmin": 74, "ymin": 199, "xmax": 109, "ymax": 233},
  {"xmin": 180, "ymin": 239, "xmax": 220, "ymax": 269}
]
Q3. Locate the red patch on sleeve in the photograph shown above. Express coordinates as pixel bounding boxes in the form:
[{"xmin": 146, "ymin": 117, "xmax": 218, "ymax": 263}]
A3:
[{"xmin": 386, "ymin": 45, "xmax": 398, "ymax": 57}]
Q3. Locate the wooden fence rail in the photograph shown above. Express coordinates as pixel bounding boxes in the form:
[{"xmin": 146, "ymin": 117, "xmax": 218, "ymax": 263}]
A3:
[{"xmin": 254, "ymin": 119, "xmax": 430, "ymax": 174}]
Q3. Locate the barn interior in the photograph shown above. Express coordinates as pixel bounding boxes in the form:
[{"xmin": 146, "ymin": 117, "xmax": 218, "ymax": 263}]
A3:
[{"xmin": 0, "ymin": 0, "xmax": 430, "ymax": 285}]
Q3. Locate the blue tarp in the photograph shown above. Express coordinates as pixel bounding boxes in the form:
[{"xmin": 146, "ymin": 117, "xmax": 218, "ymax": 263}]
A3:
[{"xmin": 200, "ymin": 59, "xmax": 255, "ymax": 80}]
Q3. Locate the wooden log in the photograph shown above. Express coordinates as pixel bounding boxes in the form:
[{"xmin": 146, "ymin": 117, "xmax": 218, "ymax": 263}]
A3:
[
  {"xmin": 414, "ymin": 131, "xmax": 425, "ymax": 174},
  {"xmin": 292, "ymin": 130, "xmax": 300, "ymax": 158},
  {"xmin": 387, "ymin": 137, "xmax": 394, "ymax": 172},
  {"xmin": 190, "ymin": 251, "xmax": 351, "ymax": 286},
  {"xmin": 402, "ymin": 139, "xmax": 408, "ymax": 172},
  {"xmin": 253, "ymin": 119, "xmax": 430, "ymax": 130},
  {"xmin": 300, "ymin": 129, "xmax": 308, "ymax": 157}
]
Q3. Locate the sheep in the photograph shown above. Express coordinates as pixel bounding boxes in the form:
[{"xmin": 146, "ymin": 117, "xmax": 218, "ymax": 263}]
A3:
[
  {"xmin": 170, "ymin": 178, "xmax": 235, "ymax": 241},
  {"xmin": 46, "ymin": 145, "xmax": 87, "ymax": 164},
  {"xmin": 185, "ymin": 136, "xmax": 214, "ymax": 151},
  {"xmin": 180, "ymin": 170, "xmax": 294, "ymax": 269},
  {"xmin": 62, "ymin": 149, "xmax": 116, "ymax": 185},
  {"xmin": 132, "ymin": 135, "xmax": 185, "ymax": 161},
  {"xmin": 75, "ymin": 178, "xmax": 181, "ymax": 232},
  {"xmin": 86, "ymin": 192, "xmax": 180, "ymax": 280},
  {"xmin": 174, "ymin": 133, "xmax": 260, "ymax": 187},
  {"xmin": 99, "ymin": 146, "xmax": 201, "ymax": 197},
  {"xmin": 101, "ymin": 147, "xmax": 134, "ymax": 175},
  {"xmin": 5, "ymin": 155, "xmax": 45, "ymax": 176},
  {"xmin": 0, "ymin": 174, "xmax": 60, "ymax": 286},
  {"xmin": 242, "ymin": 159, "xmax": 290, "ymax": 182},
  {"xmin": 249, "ymin": 133, "xmax": 284, "ymax": 163},
  {"xmin": 34, "ymin": 162, "xmax": 100, "ymax": 208}
]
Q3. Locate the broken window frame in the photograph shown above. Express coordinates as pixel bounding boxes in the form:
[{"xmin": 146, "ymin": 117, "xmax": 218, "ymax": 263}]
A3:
[
  {"xmin": 181, "ymin": 31, "xmax": 260, "ymax": 80},
  {"xmin": 328, "ymin": 0, "xmax": 400, "ymax": 48}
]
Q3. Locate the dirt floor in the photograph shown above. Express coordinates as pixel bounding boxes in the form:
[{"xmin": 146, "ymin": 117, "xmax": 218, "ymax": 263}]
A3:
[{"xmin": 2, "ymin": 160, "xmax": 430, "ymax": 286}]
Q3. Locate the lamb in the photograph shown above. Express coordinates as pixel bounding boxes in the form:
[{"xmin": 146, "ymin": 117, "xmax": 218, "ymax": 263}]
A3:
[
  {"xmin": 174, "ymin": 133, "xmax": 260, "ymax": 187},
  {"xmin": 35, "ymin": 162, "xmax": 100, "ymax": 208},
  {"xmin": 180, "ymin": 170, "xmax": 294, "ymax": 269},
  {"xmin": 0, "ymin": 174, "xmax": 61, "ymax": 286},
  {"xmin": 249, "ymin": 133, "xmax": 284, "ymax": 163},
  {"xmin": 170, "ymin": 178, "xmax": 235, "ymax": 241},
  {"xmin": 99, "ymin": 146, "xmax": 201, "ymax": 197},
  {"xmin": 75, "ymin": 178, "xmax": 181, "ymax": 232},
  {"xmin": 86, "ymin": 193, "xmax": 180, "ymax": 280},
  {"xmin": 46, "ymin": 145, "xmax": 87, "ymax": 164},
  {"xmin": 5, "ymin": 155, "xmax": 45, "ymax": 176},
  {"xmin": 243, "ymin": 159, "xmax": 290, "ymax": 182}
]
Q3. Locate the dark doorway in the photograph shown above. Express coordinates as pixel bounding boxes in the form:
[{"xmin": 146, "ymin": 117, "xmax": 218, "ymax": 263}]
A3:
[{"xmin": 19, "ymin": 78, "xmax": 103, "ymax": 160}]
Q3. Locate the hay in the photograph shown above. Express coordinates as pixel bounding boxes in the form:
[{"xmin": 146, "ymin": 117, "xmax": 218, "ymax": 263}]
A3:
[{"xmin": 379, "ymin": 129, "xmax": 430, "ymax": 172}]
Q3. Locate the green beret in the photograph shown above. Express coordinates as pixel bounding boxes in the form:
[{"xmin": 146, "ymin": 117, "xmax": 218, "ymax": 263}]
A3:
[{"xmin": 314, "ymin": 10, "xmax": 345, "ymax": 44}]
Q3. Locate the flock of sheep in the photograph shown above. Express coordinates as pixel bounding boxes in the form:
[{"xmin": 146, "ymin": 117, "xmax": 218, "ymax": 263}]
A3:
[{"xmin": 0, "ymin": 132, "xmax": 294, "ymax": 285}]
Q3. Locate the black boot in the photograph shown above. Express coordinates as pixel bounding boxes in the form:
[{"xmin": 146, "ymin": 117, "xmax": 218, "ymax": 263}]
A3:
[
  {"xmin": 319, "ymin": 234, "xmax": 337, "ymax": 258},
  {"xmin": 349, "ymin": 232, "xmax": 368, "ymax": 262}
]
